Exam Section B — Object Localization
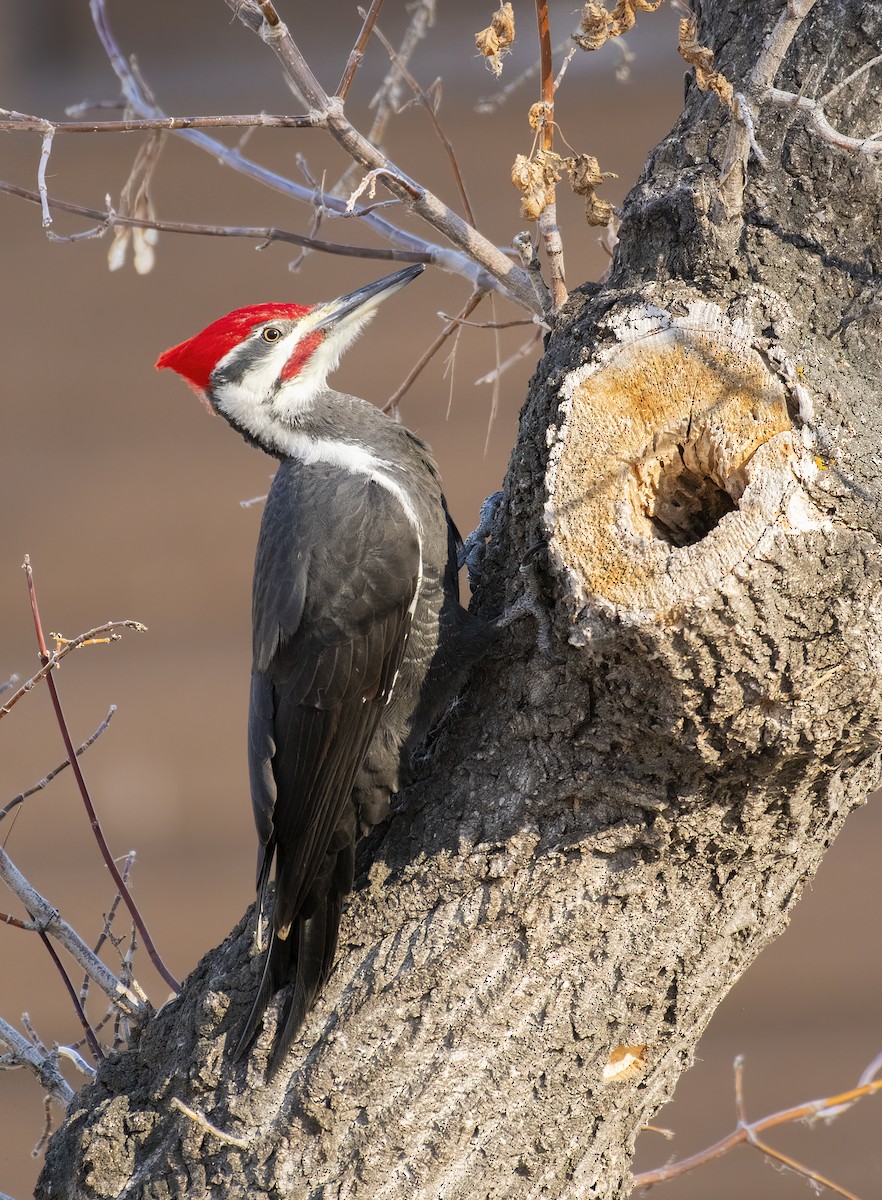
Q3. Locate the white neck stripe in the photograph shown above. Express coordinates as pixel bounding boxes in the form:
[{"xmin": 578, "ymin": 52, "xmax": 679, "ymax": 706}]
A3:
[
  {"xmin": 279, "ymin": 432, "xmax": 421, "ymax": 534},
  {"xmin": 280, "ymin": 433, "xmax": 426, "ymax": 704}
]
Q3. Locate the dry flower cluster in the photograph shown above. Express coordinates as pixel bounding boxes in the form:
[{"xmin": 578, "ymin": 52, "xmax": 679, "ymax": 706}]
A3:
[
  {"xmin": 475, "ymin": 3, "xmax": 516, "ymax": 77},
  {"xmin": 678, "ymin": 14, "xmax": 734, "ymax": 107},
  {"xmin": 573, "ymin": 0, "xmax": 664, "ymax": 52}
]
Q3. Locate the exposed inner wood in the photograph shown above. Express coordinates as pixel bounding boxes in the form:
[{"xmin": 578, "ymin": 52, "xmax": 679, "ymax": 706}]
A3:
[{"xmin": 547, "ymin": 315, "xmax": 798, "ymax": 616}]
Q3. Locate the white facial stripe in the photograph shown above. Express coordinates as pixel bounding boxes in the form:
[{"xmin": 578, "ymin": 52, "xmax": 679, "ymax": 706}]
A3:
[{"xmin": 210, "ymin": 311, "xmax": 382, "ymax": 450}]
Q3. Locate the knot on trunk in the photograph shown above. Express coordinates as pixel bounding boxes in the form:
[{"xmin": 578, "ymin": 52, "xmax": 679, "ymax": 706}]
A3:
[{"xmin": 544, "ymin": 301, "xmax": 814, "ymax": 619}]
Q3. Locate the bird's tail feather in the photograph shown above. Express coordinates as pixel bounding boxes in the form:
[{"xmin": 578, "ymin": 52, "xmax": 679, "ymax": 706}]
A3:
[
  {"xmin": 232, "ymin": 887, "xmax": 343, "ymax": 1076},
  {"xmin": 265, "ymin": 895, "xmax": 341, "ymax": 1078}
]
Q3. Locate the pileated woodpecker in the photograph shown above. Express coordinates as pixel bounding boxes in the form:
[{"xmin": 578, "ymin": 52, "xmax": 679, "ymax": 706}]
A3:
[{"xmin": 158, "ymin": 265, "xmax": 487, "ymax": 1076}]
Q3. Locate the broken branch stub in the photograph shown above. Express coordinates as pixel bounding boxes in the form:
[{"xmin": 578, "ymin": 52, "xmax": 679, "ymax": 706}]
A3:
[{"xmin": 545, "ymin": 303, "xmax": 812, "ymax": 619}]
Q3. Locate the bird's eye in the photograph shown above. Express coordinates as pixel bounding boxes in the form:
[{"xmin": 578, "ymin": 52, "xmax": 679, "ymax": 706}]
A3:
[{"xmin": 262, "ymin": 327, "xmax": 283, "ymax": 343}]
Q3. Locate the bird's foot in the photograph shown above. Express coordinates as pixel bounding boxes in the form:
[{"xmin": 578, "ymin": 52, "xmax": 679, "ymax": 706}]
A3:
[
  {"xmin": 495, "ymin": 541, "xmax": 563, "ymax": 665},
  {"xmin": 458, "ymin": 490, "xmax": 505, "ymax": 589}
]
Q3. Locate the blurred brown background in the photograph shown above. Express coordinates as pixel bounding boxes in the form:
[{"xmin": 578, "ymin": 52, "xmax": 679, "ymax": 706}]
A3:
[{"xmin": 1, "ymin": 3, "xmax": 880, "ymax": 1197}]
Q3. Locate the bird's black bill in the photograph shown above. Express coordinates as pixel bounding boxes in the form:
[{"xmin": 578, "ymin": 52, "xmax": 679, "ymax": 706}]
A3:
[{"xmin": 314, "ymin": 264, "xmax": 425, "ymax": 330}]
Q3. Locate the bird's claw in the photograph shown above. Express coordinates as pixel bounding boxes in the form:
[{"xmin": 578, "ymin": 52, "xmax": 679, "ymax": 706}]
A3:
[{"xmin": 459, "ymin": 490, "xmax": 505, "ymax": 588}]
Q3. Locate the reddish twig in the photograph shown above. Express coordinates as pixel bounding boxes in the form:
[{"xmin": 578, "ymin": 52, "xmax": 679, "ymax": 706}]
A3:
[
  {"xmin": 534, "ymin": 0, "xmax": 567, "ymax": 310},
  {"xmin": 0, "ymin": 912, "xmax": 33, "ymax": 930},
  {"xmin": 37, "ymin": 932, "xmax": 104, "ymax": 1063},
  {"xmin": 368, "ymin": 16, "xmax": 477, "ymax": 226},
  {"xmin": 336, "ymin": 0, "xmax": 385, "ymax": 100},
  {"xmin": 382, "ymin": 291, "xmax": 484, "ymax": 414},
  {"xmin": 633, "ymin": 1055, "xmax": 882, "ymax": 1193},
  {"xmin": 22, "ymin": 557, "xmax": 180, "ymax": 995}
]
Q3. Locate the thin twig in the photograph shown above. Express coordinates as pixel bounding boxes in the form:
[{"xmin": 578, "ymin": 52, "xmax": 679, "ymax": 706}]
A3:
[
  {"xmin": 0, "ymin": 617, "xmax": 143, "ymax": 720},
  {"xmin": 87, "ymin": 0, "xmax": 511, "ymax": 300},
  {"xmin": 56, "ymin": 1045, "xmax": 96, "ymax": 1078},
  {"xmin": 20, "ymin": 1014, "xmax": 46, "ymax": 1055},
  {"xmin": 79, "ymin": 850, "xmax": 136, "ymax": 1015},
  {"xmin": 474, "ymin": 329, "xmax": 543, "ymax": 385},
  {"xmin": 822, "ymin": 53, "xmax": 882, "ymax": 103},
  {"xmin": 484, "ymin": 292, "xmax": 503, "ymax": 453},
  {"xmin": 633, "ymin": 1055, "xmax": 882, "ymax": 1190},
  {"xmin": 718, "ymin": 0, "xmax": 819, "ymax": 215},
  {"xmin": 368, "ymin": 15, "xmax": 476, "ymax": 225},
  {"xmin": 437, "ymin": 311, "xmax": 535, "ymax": 330},
  {"xmin": 0, "ymin": 913, "xmax": 34, "ymax": 930},
  {"xmin": 169, "ymin": 1097, "xmax": 250, "ymax": 1148},
  {"xmin": 23, "ymin": 557, "xmax": 180, "ymax": 995},
  {"xmin": 32, "ymin": 1093, "xmax": 55, "ymax": 1158},
  {"xmin": 476, "ymin": 37, "xmax": 573, "ymax": 113},
  {"xmin": 2, "ymin": 706, "xmax": 116, "ymax": 823},
  {"xmin": 336, "ymin": 0, "xmax": 385, "ymax": 100},
  {"xmin": 37, "ymin": 127, "xmax": 54, "ymax": 227},
  {"xmin": 765, "ymin": 86, "xmax": 882, "ymax": 153},
  {"xmin": 0, "ymin": 180, "xmax": 430, "ymax": 263},
  {"xmin": 382, "ymin": 291, "xmax": 484, "ymax": 414}
]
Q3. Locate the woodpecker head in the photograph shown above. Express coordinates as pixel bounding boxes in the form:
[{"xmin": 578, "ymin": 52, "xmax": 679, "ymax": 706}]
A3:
[{"xmin": 156, "ymin": 264, "xmax": 424, "ymax": 452}]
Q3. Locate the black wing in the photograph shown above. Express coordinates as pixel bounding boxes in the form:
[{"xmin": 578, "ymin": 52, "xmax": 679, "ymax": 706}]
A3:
[{"xmin": 236, "ymin": 459, "xmax": 420, "ymax": 1071}]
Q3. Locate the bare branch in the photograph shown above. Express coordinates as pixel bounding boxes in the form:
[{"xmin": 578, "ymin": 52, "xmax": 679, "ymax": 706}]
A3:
[
  {"xmin": 512, "ymin": 231, "xmax": 553, "ymax": 319},
  {"xmin": 225, "ymin": 0, "xmax": 540, "ymax": 312},
  {"xmin": 436, "ymin": 311, "xmax": 535, "ymax": 330},
  {"xmin": 37, "ymin": 932, "xmax": 104, "ymax": 1064},
  {"xmin": 86, "ymin": 0, "xmax": 512, "ymax": 297},
  {"xmin": 79, "ymin": 851, "xmax": 137, "ymax": 1017},
  {"xmin": 56, "ymin": 1046, "xmax": 96, "ymax": 1078},
  {"xmin": 822, "ymin": 53, "xmax": 882, "ymax": 103},
  {"xmin": 765, "ymin": 86, "xmax": 882, "ymax": 153},
  {"xmin": 37, "ymin": 127, "xmax": 54, "ymax": 227},
  {"xmin": 359, "ymin": 0, "xmax": 435, "ymax": 163},
  {"xmin": 0, "ymin": 847, "xmax": 145, "ymax": 1018},
  {"xmin": 474, "ymin": 327, "xmax": 543, "ymax": 385},
  {"xmin": 169, "ymin": 1098, "xmax": 250, "ymax": 1149},
  {"xmin": 633, "ymin": 1055, "xmax": 882, "ymax": 1190},
  {"xmin": 336, "ymin": 0, "xmax": 385, "ymax": 100},
  {"xmin": 0, "ymin": 1021, "xmax": 74, "ymax": 1109},
  {"xmin": 0, "ymin": 108, "xmax": 316, "ymax": 134},
  {"xmin": 718, "ymin": 0, "xmax": 818, "ymax": 215}
]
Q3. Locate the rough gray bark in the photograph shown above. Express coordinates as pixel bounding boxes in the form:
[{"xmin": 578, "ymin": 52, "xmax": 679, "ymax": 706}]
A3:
[{"xmin": 37, "ymin": 1, "xmax": 882, "ymax": 1196}]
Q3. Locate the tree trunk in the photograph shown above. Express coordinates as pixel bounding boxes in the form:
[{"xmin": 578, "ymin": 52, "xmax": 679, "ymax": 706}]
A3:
[{"xmin": 37, "ymin": 1, "xmax": 882, "ymax": 1196}]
